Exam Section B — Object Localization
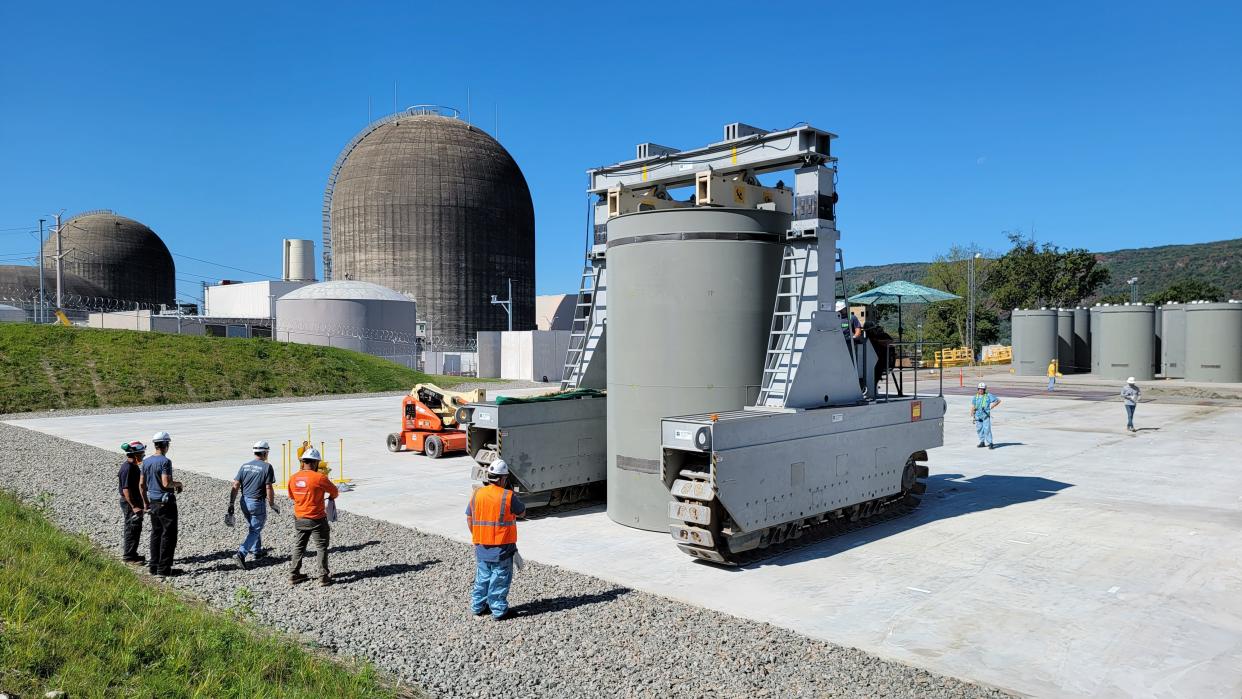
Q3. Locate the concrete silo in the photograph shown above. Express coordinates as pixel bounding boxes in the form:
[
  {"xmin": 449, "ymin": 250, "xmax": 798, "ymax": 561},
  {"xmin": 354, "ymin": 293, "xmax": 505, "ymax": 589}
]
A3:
[
  {"xmin": 324, "ymin": 107, "xmax": 535, "ymax": 345},
  {"xmin": 1072, "ymin": 307, "xmax": 1090, "ymax": 373},
  {"xmin": 275, "ymin": 280, "xmax": 417, "ymax": 366},
  {"xmin": 1056, "ymin": 309, "xmax": 1074, "ymax": 372},
  {"xmin": 606, "ymin": 208, "xmax": 784, "ymax": 531},
  {"xmin": 1160, "ymin": 304, "xmax": 1186, "ymax": 378},
  {"xmin": 44, "ymin": 210, "xmax": 175, "ymax": 307}
]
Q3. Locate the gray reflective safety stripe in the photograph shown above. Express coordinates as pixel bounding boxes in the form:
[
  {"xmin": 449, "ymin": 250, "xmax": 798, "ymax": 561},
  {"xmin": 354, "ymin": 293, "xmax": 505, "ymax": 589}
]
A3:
[{"xmin": 469, "ymin": 488, "xmax": 516, "ymax": 527}]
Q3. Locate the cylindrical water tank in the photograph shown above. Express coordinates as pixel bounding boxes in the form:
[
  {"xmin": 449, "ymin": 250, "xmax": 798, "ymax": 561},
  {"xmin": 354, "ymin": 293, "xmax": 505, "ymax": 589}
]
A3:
[
  {"xmin": 283, "ymin": 239, "xmax": 316, "ymax": 282},
  {"xmin": 1094, "ymin": 305, "xmax": 1155, "ymax": 380},
  {"xmin": 1073, "ymin": 307, "xmax": 1090, "ymax": 373},
  {"xmin": 1011, "ymin": 309, "xmax": 1058, "ymax": 376},
  {"xmin": 1160, "ymin": 304, "xmax": 1186, "ymax": 378},
  {"xmin": 1056, "ymin": 309, "xmax": 1074, "ymax": 372},
  {"xmin": 606, "ymin": 208, "xmax": 785, "ymax": 531},
  {"xmin": 1090, "ymin": 306, "xmax": 1103, "ymax": 374},
  {"xmin": 1184, "ymin": 302, "xmax": 1242, "ymax": 382}
]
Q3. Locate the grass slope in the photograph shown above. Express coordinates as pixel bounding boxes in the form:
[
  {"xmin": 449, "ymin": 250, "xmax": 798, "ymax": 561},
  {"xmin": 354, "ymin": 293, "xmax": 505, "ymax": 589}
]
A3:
[
  {"xmin": 0, "ymin": 325, "xmax": 444, "ymax": 414},
  {"xmin": 0, "ymin": 491, "xmax": 399, "ymax": 697}
]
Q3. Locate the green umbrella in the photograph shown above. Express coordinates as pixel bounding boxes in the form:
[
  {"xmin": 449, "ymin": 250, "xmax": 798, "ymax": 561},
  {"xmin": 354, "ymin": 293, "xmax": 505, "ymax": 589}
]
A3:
[{"xmin": 847, "ymin": 280, "xmax": 961, "ymax": 344}]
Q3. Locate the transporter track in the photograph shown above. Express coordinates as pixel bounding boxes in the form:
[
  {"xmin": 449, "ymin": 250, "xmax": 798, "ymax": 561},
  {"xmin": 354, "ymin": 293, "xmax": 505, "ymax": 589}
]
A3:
[{"xmin": 673, "ymin": 457, "xmax": 929, "ymax": 567}]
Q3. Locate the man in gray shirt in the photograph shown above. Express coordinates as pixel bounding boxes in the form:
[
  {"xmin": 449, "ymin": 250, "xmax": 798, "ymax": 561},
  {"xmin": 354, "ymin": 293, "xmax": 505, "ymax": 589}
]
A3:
[
  {"xmin": 230, "ymin": 440, "xmax": 277, "ymax": 569},
  {"xmin": 1121, "ymin": 377, "xmax": 1141, "ymax": 432}
]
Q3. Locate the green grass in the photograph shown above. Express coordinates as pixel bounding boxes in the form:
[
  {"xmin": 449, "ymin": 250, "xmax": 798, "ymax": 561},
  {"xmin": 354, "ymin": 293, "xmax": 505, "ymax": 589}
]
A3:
[
  {"xmin": 0, "ymin": 324, "xmax": 467, "ymax": 413},
  {"xmin": 0, "ymin": 491, "xmax": 406, "ymax": 698}
]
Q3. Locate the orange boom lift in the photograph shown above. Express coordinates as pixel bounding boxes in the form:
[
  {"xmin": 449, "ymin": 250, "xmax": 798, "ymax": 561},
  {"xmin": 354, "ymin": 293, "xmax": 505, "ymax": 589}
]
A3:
[{"xmin": 386, "ymin": 383, "xmax": 485, "ymax": 459}]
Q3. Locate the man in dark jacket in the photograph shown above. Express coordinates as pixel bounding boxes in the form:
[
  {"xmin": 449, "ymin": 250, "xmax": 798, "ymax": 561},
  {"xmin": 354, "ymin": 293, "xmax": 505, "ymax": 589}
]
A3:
[
  {"xmin": 117, "ymin": 441, "xmax": 147, "ymax": 565},
  {"xmin": 139, "ymin": 431, "xmax": 183, "ymax": 578}
]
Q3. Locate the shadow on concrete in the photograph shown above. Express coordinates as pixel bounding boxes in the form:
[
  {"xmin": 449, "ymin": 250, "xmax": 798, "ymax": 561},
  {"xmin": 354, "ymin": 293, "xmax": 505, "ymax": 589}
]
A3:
[
  {"xmin": 750, "ymin": 473, "xmax": 1074, "ymax": 568},
  {"xmin": 331, "ymin": 559, "xmax": 440, "ymax": 584},
  {"xmin": 1134, "ymin": 427, "xmax": 1161, "ymax": 433},
  {"xmin": 507, "ymin": 587, "xmax": 630, "ymax": 618},
  {"xmin": 988, "ymin": 441, "xmax": 1026, "ymax": 448}
]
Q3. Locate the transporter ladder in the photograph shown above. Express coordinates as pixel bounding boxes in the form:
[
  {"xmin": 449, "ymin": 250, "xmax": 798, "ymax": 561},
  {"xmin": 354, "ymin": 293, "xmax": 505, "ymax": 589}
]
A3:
[
  {"xmin": 757, "ymin": 244, "xmax": 811, "ymax": 407},
  {"xmin": 560, "ymin": 263, "xmax": 606, "ymax": 390}
]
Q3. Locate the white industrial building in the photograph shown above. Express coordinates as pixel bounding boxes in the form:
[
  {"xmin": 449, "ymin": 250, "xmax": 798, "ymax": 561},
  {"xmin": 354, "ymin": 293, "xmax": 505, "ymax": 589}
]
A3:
[
  {"xmin": 203, "ymin": 280, "xmax": 312, "ymax": 319},
  {"xmin": 477, "ymin": 330, "xmax": 571, "ymax": 382}
]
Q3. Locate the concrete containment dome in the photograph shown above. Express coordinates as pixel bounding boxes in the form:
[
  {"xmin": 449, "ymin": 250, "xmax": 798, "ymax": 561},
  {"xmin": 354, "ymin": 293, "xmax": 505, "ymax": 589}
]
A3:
[
  {"xmin": 44, "ymin": 210, "xmax": 175, "ymax": 307},
  {"xmin": 324, "ymin": 107, "xmax": 535, "ymax": 345},
  {"xmin": 275, "ymin": 280, "xmax": 418, "ymax": 366}
]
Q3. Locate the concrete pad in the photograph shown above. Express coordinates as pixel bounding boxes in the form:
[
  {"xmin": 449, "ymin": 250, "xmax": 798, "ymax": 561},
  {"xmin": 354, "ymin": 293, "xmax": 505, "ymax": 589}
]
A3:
[{"xmin": 8, "ymin": 392, "xmax": 1242, "ymax": 698}]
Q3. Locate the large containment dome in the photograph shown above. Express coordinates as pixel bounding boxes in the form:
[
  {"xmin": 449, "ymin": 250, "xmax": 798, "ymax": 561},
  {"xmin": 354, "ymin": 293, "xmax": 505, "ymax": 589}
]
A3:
[
  {"xmin": 1160, "ymin": 304, "xmax": 1186, "ymax": 378},
  {"xmin": 606, "ymin": 208, "xmax": 785, "ymax": 531},
  {"xmin": 1184, "ymin": 302, "xmax": 1242, "ymax": 382},
  {"xmin": 45, "ymin": 210, "xmax": 175, "ymax": 307},
  {"xmin": 275, "ymin": 280, "xmax": 417, "ymax": 366},
  {"xmin": 1094, "ymin": 304, "xmax": 1155, "ymax": 380},
  {"xmin": 1072, "ymin": 307, "xmax": 1090, "ymax": 373},
  {"xmin": 1011, "ymin": 309, "xmax": 1058, "ymax": 376},
  {"xmin": 325, "ymin": 107, "xmax": 535, "ymax": 345}
]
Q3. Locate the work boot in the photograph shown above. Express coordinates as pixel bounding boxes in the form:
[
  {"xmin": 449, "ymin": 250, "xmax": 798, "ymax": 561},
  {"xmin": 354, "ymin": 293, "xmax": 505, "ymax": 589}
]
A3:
[
  {"xmin": 976, "ymin": 442, "xmax": 985, "ymax": 448},
  {"xmin": 319, "ymin": 575, "xmax": 333, "ymax": 587},
  {"xmin": 473, "ymin": 605, "xmax": 491, "ymax": 617},
  {"xmin": 156, "ymin": 569, "xmax": 183, "ymax": 578},
  {"xmin": 290, "ymin": 572, "xmax": 309, "ymax": 585},
  {"xmin": 988, "ymin": 444, "xmax": 995, "ymax": 450},
  {"xmin": 122, "ymin": 555, "xmax": 146, "ymax": 565},
  {"xmin": 233, "ymin": 553, "xmax": 248, "ymax": 570},
  {"xmin": 492, "ymin": 609, "xmax": 515, "ymax": 621}
]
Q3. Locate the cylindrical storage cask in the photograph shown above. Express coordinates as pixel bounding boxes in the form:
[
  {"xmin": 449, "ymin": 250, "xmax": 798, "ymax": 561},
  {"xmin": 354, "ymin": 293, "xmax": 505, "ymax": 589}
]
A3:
[
  {"xmin": 1094, "ymin": 304, "xmax": 1155, "ymax": 381},
  {"xmin": 1012, "ymin": 309, "xmax": 1058, "ymax": 376},
  {"xmin": 1184, "ymin": 302, "xmax": 1242, "ymax": 382},
  {"xmin": 606, "ymin": 208, "xmax": 785, "ymax": 531}
]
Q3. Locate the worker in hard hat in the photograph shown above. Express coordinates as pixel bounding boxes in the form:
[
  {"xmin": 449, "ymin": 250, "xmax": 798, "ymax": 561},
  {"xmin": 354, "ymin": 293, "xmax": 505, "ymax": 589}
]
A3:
[
  {"xmin": 287, "ymin": 447, "xmax": 339, "ymax": 586},
  {"xmin": 970, "ymin": 383, "xmax": 1001, "ymax": 450},
  {"xmin": 836, "ymin": 300, "xmax": 863, "ymax": 341},
  {"xmin": 117, "ymin": 440, "xmax": 147, "ymax": 566},
  {"xmin": 139, "ymin": 431, "xmax": 183, "ymax": 578},
  {"xmin": 465, "ymin": 459, "xmax": 526, "ymax": 621},
  {"xmin": 230, "ymin": 440, "xmax": 278, "ymax": 570},
  {"xmin": 1046, "ymin": 358, "xmax": 1060, "ymax": 391},
  {"xmin": 1121, "ymin": 377, "xmax": 1141, "ymax": 432}
]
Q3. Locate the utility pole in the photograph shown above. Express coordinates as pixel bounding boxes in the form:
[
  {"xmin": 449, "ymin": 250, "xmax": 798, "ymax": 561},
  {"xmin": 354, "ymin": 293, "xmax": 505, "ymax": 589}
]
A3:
[
  {"xmin": 490, "ymin": 277, "xmax": 513, "ymax": 332},
  {"xmin": 967, "ymin": 252, "xmax": 981, "ymax": 362},
  {"xmin": 37, "ymin": 218, "xmax": 46, "ymax": 323},
  {"xmin": 52, "ymin": 212, "xmax": 64, "ymax": 311}
]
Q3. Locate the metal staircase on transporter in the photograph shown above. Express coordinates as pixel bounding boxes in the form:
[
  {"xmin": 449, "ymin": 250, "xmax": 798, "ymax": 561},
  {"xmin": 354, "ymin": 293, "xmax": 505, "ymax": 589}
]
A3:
[
  {"xmin": 560, "ymin": 263, "xmax": 607, "ymax": 390},
  {"xmin": 757, "ymin": 244, "xmax": 812, "ymax": 407}
]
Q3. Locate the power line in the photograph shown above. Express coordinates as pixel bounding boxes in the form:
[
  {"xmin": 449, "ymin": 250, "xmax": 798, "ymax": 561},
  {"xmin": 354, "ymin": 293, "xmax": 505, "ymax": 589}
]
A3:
[{"xmin": 170, "ymin": 252, "xmax": 276, "ymax": 279}]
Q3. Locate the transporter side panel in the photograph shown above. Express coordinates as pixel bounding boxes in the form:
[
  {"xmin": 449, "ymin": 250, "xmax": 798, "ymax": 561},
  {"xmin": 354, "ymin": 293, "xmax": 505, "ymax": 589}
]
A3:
[{"xmin": 606, "ymin": 208, "xmax": 785, "ymax": 531}]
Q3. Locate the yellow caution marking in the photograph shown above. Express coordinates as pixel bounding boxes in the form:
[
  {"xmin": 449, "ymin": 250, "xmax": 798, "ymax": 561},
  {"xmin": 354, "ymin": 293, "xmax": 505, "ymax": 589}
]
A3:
[
  {"xmin": 642, "ymin": 166, "xmax": 648, "ymax": 182},
  {"xmin": 731, "ymin": 147, "xmax": 738, "ymax": 164}
]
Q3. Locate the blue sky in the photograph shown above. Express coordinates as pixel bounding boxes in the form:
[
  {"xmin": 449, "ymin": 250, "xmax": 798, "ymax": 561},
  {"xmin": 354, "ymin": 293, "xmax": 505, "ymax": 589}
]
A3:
[{"xmin": 1, "ymin": 1, "xmax": 1239, "ymax": 305}]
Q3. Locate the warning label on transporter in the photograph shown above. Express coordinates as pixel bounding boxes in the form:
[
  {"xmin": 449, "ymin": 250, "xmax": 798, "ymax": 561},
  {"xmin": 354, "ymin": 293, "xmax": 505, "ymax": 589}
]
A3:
[{"xmin": 911, "ymin": 400, "xmax": 923, "ymax": 421}]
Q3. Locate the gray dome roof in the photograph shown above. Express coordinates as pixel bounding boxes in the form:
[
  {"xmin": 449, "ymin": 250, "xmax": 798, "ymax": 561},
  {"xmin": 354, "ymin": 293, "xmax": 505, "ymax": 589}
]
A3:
[
  {"xmin": 0, "ymin": 264, "xmax": 109, "ymax": 301},
  {"xmin": 278, "ymin": 279, "xmax": 412, "ymax": 302},
  {"xmin": 325, "ymin": 111, "xmax": 535, "ymax": 343},
  {"xmin": 45, "ymin": 210, "xmax": 175, "ymax": 306}
]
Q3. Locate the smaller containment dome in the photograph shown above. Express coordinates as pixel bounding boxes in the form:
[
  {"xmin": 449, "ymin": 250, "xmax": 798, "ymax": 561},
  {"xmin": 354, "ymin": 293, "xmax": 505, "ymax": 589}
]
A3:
[
  {"xmin": 45, "ymin": 210, "xmax": 175, "ymax": 307},
  {"xmin": 275, "ymin": 280, "xmax": 417, "ymax": 367}
]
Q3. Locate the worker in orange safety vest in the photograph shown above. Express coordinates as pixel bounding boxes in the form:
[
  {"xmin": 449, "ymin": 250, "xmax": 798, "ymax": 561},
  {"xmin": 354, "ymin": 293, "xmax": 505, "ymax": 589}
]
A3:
[{"xmin": 465, "ymin": 459, "xmax": 526, "ymax": 620}]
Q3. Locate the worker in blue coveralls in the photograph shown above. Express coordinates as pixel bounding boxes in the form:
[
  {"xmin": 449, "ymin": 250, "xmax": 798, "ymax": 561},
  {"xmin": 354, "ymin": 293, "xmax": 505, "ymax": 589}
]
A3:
[{"xmin": 971, "ymin": 382, "xmax": 1001, "ymax": 450}]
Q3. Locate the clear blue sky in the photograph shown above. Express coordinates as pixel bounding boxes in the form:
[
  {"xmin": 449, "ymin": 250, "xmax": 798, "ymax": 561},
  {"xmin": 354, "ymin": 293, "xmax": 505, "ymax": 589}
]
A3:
[{"xmin": 1, "ymin": 1, "xmax": 1239, "ymax": 305}]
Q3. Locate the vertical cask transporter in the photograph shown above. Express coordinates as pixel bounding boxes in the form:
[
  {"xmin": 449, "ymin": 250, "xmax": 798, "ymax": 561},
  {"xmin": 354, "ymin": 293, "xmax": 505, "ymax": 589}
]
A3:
[{"xmin": 462, "ymin": 122, "xmax": 945, "ymax": 560}]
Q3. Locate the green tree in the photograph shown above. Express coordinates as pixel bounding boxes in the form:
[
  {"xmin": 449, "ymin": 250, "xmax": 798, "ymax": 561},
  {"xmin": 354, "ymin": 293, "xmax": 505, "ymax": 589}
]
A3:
[
  {"xmin": 919, "ymin": 246, "xmax": 999, "ymax": 354},
  {"xmin": 1145, "ymin": 279, "xmax": 1225, "ymax": 304},
  {"xmin": 984, "ymin": 232, "xmax": 1111, "ymax": 309}
]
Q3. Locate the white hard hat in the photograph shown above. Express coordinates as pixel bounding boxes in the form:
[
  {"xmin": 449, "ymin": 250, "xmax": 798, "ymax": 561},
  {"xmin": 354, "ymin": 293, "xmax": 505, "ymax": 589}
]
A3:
[
  {"xmin": 487, "ymin": 459, "xmax": 509, "ymax": 477},
  {"xmin": 151, "ymin": 431, "xmax": 171, "ymax": 444},
  {"xmin": 1126, "ymin": 377, "xmax": 1136, "ymax": 384},
  {"xmin": 977, "ymin": 382, "xmax": 987, "ymax": 389},
  {"xmin": 300, "ymin": 447, "xmax": 321, "ymax": 462},
  {"xmin": 834, "ymin": 300, "xmax": 846, "ymax": 312},
  {"xmin": 253, "ymin": 440, "xmax": 270, "ymax": 452}
]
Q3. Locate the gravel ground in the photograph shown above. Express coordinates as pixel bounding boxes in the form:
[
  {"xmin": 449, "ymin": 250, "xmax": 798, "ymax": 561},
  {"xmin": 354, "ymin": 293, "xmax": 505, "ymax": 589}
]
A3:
[
  {"xmin": 0, "ymin": 380, "xmax": 549, "ymax": 421},
  {"xmin": 0, "ymin": 422, "xmax": 1013, "ymax": 698}
]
